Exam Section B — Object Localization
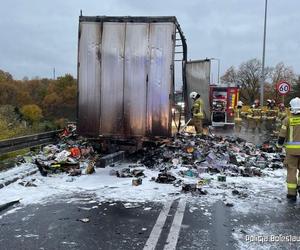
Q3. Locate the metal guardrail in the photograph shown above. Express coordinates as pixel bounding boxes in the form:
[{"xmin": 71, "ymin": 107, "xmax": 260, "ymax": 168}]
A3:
[{"xmin": 0, "ymin": 130, "xmax": 61, "ymax": 155}]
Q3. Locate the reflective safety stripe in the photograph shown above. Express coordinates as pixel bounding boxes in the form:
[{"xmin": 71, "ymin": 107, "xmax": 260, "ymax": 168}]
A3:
[
  {"xmin": 287, "ymin": 183, "xmax": 297, "ymax": 189},
  {"xmin": 194, "ymin": 113, "xmax": 204, "ymax": 118},
  {"xmin": 285, "ymin": 145, "xmax": 300, "ymax": 149},
  {"xmin": 289, "ymin": 126, "xmax": 294, "ymax": 142},
  {"xmin": 289, "ymin": 117, "xmax": 300, "ymax": 126}
]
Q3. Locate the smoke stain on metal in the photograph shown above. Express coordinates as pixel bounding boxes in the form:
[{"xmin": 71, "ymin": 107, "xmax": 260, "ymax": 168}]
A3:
[{"xmin": 77, "ymin": 16, "xmax": 186, "ymax": 138}]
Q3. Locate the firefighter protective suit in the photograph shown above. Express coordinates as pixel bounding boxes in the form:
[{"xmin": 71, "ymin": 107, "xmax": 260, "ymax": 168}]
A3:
[
  {"xmin": 278, "ymin": 115, "xmax": 300, "ymax": 197},
  {"xmin": 247, "ymin": 106, "xmax": 262, "ymax": 131},
  {"xmin": 264, "ymin": 107, "xmax": 278, "ymax": 132},
  {"xmin": 275, "ymin": 104, "xmax": 287, "ymax": 135},
  {"xmin": 192, "ymin": 97, "xmax": 204, "ymax": 135},
  {"xmin": 234, "ymin": 101, "xmax": 243, "ymax": 133}
]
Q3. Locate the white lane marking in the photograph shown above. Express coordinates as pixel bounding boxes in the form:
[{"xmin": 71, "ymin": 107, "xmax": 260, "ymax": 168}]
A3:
[
  {"xmin": 143, "ymin": 200, "xmax": 173, "ymax": 250},
  {"xmin": 164, "ymin": 198, "xmax": 187, "ymax": 250}
]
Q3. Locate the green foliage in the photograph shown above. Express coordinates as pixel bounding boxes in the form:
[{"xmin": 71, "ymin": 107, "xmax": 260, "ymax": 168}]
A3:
[
  {"xmin": 0, "ymin": 69, "xmax": 77, "ymax": 139},
  {"xmin": 20, "ymin": 104, "xmax": 43, "ymax": 123}
]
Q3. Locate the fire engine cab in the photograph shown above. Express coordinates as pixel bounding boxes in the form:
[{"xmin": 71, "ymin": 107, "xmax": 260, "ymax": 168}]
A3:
[{"xmin": 210, "ymin": 84, "xmax": 239, "ymax": 127}]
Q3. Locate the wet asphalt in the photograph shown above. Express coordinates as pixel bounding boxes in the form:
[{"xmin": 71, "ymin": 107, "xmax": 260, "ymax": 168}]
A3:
[
  {"xmin": 1, "ymin": 194, "xmax": 300, "ymax": 250},
  {"xmin": 1, "ymin": 124, "xmax": 300, "ymax": 250}
]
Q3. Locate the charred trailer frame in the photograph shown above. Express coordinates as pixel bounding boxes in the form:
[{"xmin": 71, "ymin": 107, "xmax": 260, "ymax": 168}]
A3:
[{"xmin": 77, "ymin": 16, "xmax": 187, "ymax": 138}]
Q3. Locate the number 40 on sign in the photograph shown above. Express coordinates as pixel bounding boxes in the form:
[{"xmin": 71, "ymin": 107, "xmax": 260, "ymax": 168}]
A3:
[{"xmin": 276, "ymin": 81, "xmax": 291, "ymax": 95}]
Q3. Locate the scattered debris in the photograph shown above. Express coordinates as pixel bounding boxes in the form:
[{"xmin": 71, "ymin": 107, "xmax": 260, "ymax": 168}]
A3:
[
  {"xmin": 123, "ymin": 203, "xmax": 141, "ymax": 209},
  {"xmin": 132, "ymin": 178, "xmax": 143, "ymax": 186},
  {"xmin": 116, "ymin": 168, "xmax": 145, "ymax": 178},
  {"xmin": 217, "ymin": 175, "xmax": 226, "ymax": 182},
  {"xmin": 18, "ymin": 179, "xmax": 37, "ymax": 187},
  {"xmin": 85, "ymin": 161, "xmax": 95, "ymax": 175},
  {"xmin": 155, "ymin": 172, "xmax": 176, "ymax": 184},
  {"xmin": 8, "ymin": 126, "xmax": 285, "ymax": 206},
  {"xmin": 225, "ymin": 202, "xmax": 234, "ymax": 207},
  {"xmin": 79, "ymin": 218, "xmax": 90, "ymax": 223},
  {"xmin": 182, "ymin": 183, "xmax": 208, "ymax": 195}
]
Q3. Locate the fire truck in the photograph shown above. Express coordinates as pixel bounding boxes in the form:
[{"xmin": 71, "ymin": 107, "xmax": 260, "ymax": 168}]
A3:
[{"xmin": 210, "ymin": 84, "xmax": 239, "ymax": 127}]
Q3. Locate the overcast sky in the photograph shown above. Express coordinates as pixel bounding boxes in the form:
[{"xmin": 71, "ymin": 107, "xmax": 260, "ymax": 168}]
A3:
[{"xmin": 0, "ymin": 0, "xmax": 299, "ymax": 80}]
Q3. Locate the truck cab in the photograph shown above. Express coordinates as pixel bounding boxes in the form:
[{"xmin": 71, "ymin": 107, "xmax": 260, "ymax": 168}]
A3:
[{"xmin": 210, "ymin": 84, "xmax": 239, "ymax": 127}]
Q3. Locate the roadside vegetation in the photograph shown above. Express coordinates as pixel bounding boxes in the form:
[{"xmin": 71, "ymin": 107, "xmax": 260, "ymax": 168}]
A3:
[
  {"xmin": 221, "ymin": 59, "xmax": 300, "ymax": 104},
  {"xmin": 0, "ymin": 69, "xmax": 76, "ymax": 140}
]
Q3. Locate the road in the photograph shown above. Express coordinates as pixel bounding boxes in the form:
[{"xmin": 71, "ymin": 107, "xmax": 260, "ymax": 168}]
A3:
[
  {"xmin": 1, "ymin": 125, "xmax": 300, "ymax": 250},
  {"xmin": 1, "ymin": 192, "xmax": 300, "ymax": 250}
]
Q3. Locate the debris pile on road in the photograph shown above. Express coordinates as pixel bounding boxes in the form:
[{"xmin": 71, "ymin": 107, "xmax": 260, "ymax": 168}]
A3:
[
  {"xmin": 11, "ymin": 128, "xmax": 285, "ymax": 201},
  {"xmin": 17, "ymin": 135, "xmax": 99, "ymax": 177},
  {"xmin": 129, "ymin": 133, "xmax": 285, "ymax": 191}
]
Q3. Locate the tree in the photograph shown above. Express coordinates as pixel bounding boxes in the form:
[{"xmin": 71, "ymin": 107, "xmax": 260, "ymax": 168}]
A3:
[
  {"xmin": 221, "ymin": 59, "xmax": 271, "ymax": 104},
  {"xmin": 221, "ymin": 66, "xmax": 237, "ymax": 84},
  {"xmin": 287, "ymin": 76, "xmax": 300, "ymax": 104},
  {"xmin": 20, "ymin": 104, "xmax": 43, "ymax": 123},
  {"xmin": 269, "ymin": 62, "xmax": 297, "ymax": 104},
  {"xmin": 0, "ymin": 82, "xmax": 19, "ymax": 106},
  {"xmin": 0, "ymin": 69, "xmax": 13, "ymax": 82}
]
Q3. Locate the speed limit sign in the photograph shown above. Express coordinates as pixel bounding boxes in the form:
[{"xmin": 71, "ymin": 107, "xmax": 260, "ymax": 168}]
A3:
[{"xmin": 276, "ymin": 81, "xmax": 291, "ymax": 95}]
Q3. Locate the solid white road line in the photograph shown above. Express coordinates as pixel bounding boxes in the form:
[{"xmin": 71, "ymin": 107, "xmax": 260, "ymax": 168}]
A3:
[
  {"xmin": 163, "ymin": 198, "xmax": 187, "ymax": 250},
  {"xmin": 143, "ymin": 200, "xmax": 173, "ymax": 250}
]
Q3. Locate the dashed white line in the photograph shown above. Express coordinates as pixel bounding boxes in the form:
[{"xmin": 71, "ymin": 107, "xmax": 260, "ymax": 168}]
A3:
[
  {"xmin": 164, "ymin": 198, "xmax": 187, "ymax": 250},
  {"xmin": 143, "ymin": 200, "xmax": 173, "ymax": 250}
]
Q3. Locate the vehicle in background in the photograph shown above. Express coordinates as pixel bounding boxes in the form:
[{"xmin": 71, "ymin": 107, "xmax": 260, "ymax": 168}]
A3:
[{"xmin": 210, "ymin": 84, "xmax": 239, "ymax": 127}]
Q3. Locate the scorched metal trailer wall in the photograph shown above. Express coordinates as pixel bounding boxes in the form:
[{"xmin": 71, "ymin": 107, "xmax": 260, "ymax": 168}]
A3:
[
  {"xmin": 77, "ymin": 16, "xmax": 187, "ymax": 138},
  {"xmin": 184, "ymin": 59, "xmax": 211, "ymax": 122}
]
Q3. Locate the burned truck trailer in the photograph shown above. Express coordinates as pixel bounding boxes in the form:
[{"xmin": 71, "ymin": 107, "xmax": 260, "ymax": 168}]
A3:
[{"xmin": 77, "ymin": 16, "xmax": 187, "ymax": 138}]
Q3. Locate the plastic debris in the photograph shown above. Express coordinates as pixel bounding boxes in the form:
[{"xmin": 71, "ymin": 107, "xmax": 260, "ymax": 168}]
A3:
[
  {"xmin": 123, "ymin": 203, "xmax": 141, "ymax": 209},
  {"xmin": 85, "ymin": 161, "xmax": 95, "ymax": 175},
  {"xmin": 132, "ymin": 178, "xmax": 143, "ymax": 186},
  {"xmin": 155, "ymin": 172, "xmax": 176, "ymax": 184},
  {"xmin": 217, "ymin": 175, "xmax": 226, "ymax": 182},
  {"xmin": 79, "ymin": 218, "xmax": 90, "ymax": 223}
]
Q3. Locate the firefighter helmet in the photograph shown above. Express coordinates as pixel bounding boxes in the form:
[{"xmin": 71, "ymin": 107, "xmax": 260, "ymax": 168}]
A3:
[
  {"xmin": 189, "ymin": 91, "xmax": 199, "ymax": 99},
  {"xmin": 290, "ymin": 97, "xmax": 300, "ymax": 114}
]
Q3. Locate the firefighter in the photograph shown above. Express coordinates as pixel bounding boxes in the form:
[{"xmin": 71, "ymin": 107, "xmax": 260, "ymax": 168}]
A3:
[
  {"xmin": 277, "ymin": 97, "xmax": 300, "ymax": 201},
  {"xmin": 275, "ymin": 103, "xmax": 287, "ymax": 135},
  {"xmin": 247, "ymin": 99, "xmax": 262, "ymax": 132},
  {"xmin": 264, "ymin": 99, "xmax": 278, "ymax": 133},
  {"xmin": 234, "ymin": 101, "xmax": 243, "ymax": 132},
  {"xmin": 190, "ymin": 91, "xmax": 204, "ymax": 135},
  {"xmin": 278, "ymin": 103, "xmax": 287, "ymax": 121}
]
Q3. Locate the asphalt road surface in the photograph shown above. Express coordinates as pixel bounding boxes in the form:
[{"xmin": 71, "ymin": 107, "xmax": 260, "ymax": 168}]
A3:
[{"xmin": 1, "ymin": 192, "xmax": 300, "ymax": 250}]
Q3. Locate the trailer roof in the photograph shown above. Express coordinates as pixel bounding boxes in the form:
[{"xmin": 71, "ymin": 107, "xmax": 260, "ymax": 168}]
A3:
[{"xmin": 79, "ymin": 15, "xmax": 178, "ymax": 23}]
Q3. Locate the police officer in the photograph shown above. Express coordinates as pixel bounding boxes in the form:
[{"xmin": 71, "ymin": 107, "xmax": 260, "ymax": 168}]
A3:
[
  {"xmin": 277, "ymin": 97, "xmax": 300, "ymax": 201},
  {"xmin": 190, "ymin": 91, "xmax": 204, "ymax": 135}
]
